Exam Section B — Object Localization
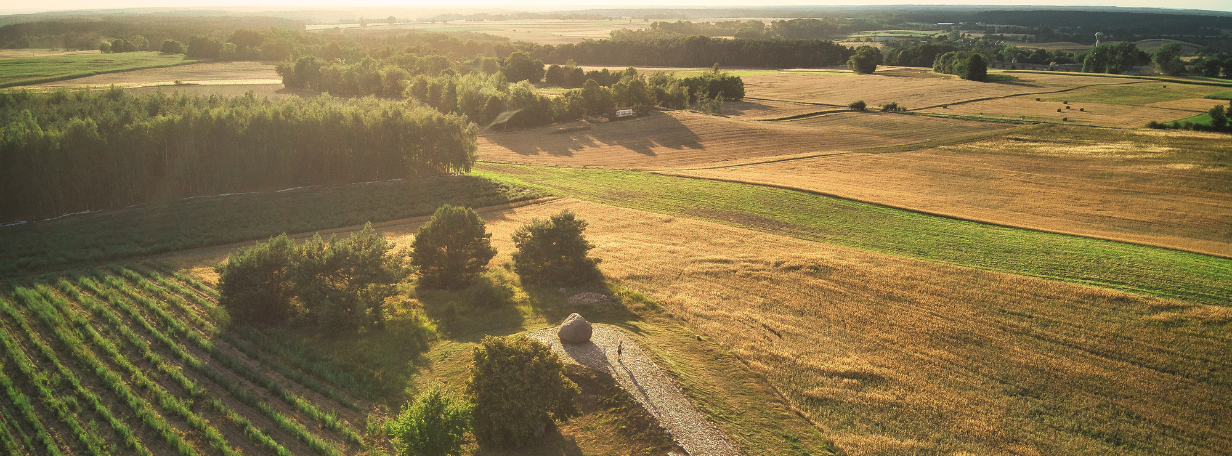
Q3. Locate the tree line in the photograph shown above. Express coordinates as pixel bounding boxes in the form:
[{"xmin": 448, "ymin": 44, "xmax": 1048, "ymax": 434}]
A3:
[
  {"xmin": 0, "ymin": 16, "xmax": 302, "ymax": 51},
  {"xmin": 0, "ymin": 89, "xmax": 476, "ymax": 222},
  {"xmin": 276, "ymin": 46, "xmax": 745, "ymax": 128},
  {"xmin": 528, "ymin": 34, "xmax": 853, "ymax": 68}
]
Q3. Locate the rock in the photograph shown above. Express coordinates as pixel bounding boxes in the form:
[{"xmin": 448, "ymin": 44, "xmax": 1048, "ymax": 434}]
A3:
[{"xmin": 558, "ymin": 313, "xmax": 592, "ymax": 344}]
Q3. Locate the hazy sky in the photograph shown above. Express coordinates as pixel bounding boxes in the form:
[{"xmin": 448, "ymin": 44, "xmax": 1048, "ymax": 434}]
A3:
[{"xmin": 3, "ymin": 0, "xmax": 1231, "ymax": 14}]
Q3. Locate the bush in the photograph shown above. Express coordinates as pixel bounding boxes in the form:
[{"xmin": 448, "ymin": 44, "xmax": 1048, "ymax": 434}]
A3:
[
  {"xmin": 511, "ymin": 210, "xmax": 600, "ymax": 285},
  {"xmin": 467, "ymin": 336, "xmax": 580, "ymax": 449},
  {"xmin": 961, "ymin": 53, "xmax": 988, "ymax": 81},
  {"xmin": 215, "ymin": 234, "xmax": 298, "ymax": 325},
  {"xmin": 848, "ymin": 100, "xmax": 866, "ymax": 111},
  {"xmin": 880, "ymin": 102, "xmax": 905, "ymax": 112},
  {"xmin": 388, "ymin": 386, "xmax": 471, "ymax": 456},
  {"xmin": 215, "ymin": 224, "xmax": 408, "ymax": 332},
  {"xmin": 847, "ymin": 45, "xmax": 881, "ymax": 74},
  {"xmin": 411, "ymin": 205, "xmax": 498, "ymax": 290},
  {"xmin": 294, "ymin": 223, "xmax": 409, "ymax": 333},
  {"xmin": 160, "ymin": 39, "xmax": 184, "ymax": 54}
]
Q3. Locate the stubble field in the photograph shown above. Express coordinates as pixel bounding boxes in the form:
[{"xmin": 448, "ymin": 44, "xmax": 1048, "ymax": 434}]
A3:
[
  {"xmin": 477, "ymin": 110, "xmax": 1012, "ymax": 169},
  {"xmin": 672, "ymin": 125, "xmax": 1232, "ymax": 256}
]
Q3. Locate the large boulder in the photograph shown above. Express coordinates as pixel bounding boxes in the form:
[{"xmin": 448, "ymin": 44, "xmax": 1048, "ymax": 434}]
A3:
[{"xmin": 557, "ymin": 313, "xmax": 592, "ymax": 344}]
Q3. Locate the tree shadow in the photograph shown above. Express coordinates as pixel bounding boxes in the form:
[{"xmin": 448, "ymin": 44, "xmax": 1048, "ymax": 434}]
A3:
[
  {"xmin": 722, "ymin": 100, "xmax": 779, "ymax": 116},
  {"xmin": 482, "ymin": 114, "xmax": 704, "ymax": 158},
  {"xmin": 417, "ymin": 272, "xmax": 527, "ymax": 343}
]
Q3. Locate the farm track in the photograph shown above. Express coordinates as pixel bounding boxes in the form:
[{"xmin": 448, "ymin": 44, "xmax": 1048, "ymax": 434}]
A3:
[{"xmin": 0, "ymin": 265, "xmax": 368, "ymax": 455}]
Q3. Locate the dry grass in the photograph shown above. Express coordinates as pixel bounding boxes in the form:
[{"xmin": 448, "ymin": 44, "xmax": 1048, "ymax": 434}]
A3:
[
  {"xmin": 742, "ymin": 68, "xmax": 1139, "ymax": 109},
  {"xmin": 460, "ymin": 199, "xmax": 1229, "ymax": 456},
  {"xmin": 28, "ymin": 61, "xmax": 281, "ymax": 90},
  {"xmin": 673, "ymin": 124, "xmax": 1232, "ymax": 257},
  {"xmin": 477, "ymin": 110, "xmax": 1010, "ymax": 169},
  {"xmin": 919, "ymin": 97, "xmax": 1199, "ymax": 127},
  {"xmin": 0, "ymin": 49, "xmax": 101, "ymax": 59},
  {"xmin": 161, "ymin": 197, "xmax": 1230, "ymax": 455}
]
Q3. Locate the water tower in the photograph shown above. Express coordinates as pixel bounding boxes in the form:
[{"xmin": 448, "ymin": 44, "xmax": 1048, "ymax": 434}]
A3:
[{"xmin": 1095, "ymin": 32, "xmax": 1106, "ymax": 46}]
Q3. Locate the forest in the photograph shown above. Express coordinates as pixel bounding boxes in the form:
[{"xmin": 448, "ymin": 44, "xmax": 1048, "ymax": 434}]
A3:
[{"xmin": 0, "ymin": 89, "xmax": 476, "ymax": 222}]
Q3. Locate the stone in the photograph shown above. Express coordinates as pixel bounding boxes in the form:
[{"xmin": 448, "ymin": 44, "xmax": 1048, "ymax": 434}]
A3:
[{"xmin": 557, "ymin": 313, "xmax": 592, "ymax": 344}]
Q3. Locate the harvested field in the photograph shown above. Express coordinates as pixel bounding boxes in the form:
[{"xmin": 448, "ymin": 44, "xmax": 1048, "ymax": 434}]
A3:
[
  {"xmin": 918, "ymin": 96, "xmax": 1203, "ymax": 127},
  {"xmin": 1040, "ymin": 81, "xmax": 1222, "ymax": 105},
  {"xmin": 429, "ymin": 198, "xmax": 1231, "ymax": 456},
  {"xmin": 673, "ymin": 124, "xmax": 1232, "ymax": 257},
  {"xmin": 743, "ymin": 68, "xmax": 1140, "ymax": 109},
  {"xmin": 1147, "ymin": 98, "xmax": 1230, "ymax": 111},
  {"xmin": 0, "ymin": 49, "xmax": 100, "ymax": 59},
  {"xmin": 477, "ymin": 111, "xmax": 1012, "ymax": 169},
  {"xmin": 721, "ymin": 99, "xmax": 838, "ymax": 119},
  {"xmin": 28, "ymin": 61, "xmax": 281, "ymax": 90},
  {"xmin": 125, "ymin": 83, "xmax": 304, "ymax": 98}
]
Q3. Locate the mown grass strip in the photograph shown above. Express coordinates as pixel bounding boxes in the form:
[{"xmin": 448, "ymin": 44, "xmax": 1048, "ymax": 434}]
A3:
[
  {"xmin": 9, "ymin": 288, "xmax": 188, "ymax": 455},
  {"xmin": 477, "ymin": 164, "xmax": 1232, "ymax": 305},
  {"xmin": 72, "ymin": 275, "xmax": 293, "ymax": 456},
  {"xmin": 1, "ymin": 293, "xmax": 134, "ymax": 456},
  {"xmin": 94, "ymin": 271, "xmax": 344, "ymax": 456},
  {"xmin": 30, "ymin": 285, "xmax": 240, "ymax": 456}
]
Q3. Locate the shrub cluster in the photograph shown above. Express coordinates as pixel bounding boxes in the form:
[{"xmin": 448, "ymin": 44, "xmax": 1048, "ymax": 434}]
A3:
[
  {"xmin": 214, "ymin": 224, "xmax": 408, "ymax": 333},
  {"xmin": 466, "ymin": 335, "xmax": 580, "ymax": 449},
  {"xmin": 847, "ymin": 45, "xmax": 882, "ymax": 74},
  {"xmin": 933, "ymin": 51, "xmax": 988, "ymax": 81},
  {"xmin": 511, "ymin": 210, "xmax": 602, "ymax": 285},
  {"xmin": 0, "ymin": 89, "xmax": 476, "ymax": 222}
]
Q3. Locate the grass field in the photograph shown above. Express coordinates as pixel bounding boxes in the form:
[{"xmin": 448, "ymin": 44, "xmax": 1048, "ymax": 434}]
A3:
[
  {"xmin": 0, "ymin": 175, "xmax": 545, "ymax": 279},
  {"xmin": 476, "ymin": 163, "xmax": 1232, "ymax": 305},
  {"xmin": 671, "ymin": 124, "xmax": 1232, "ymax": 257},
  {"xmin": 0, "ymin": 52, "xmax": 195, "ymax": 88},
  {"xmin": 1207, "ymin": 91, "xmax": 1232, "ymax": 100},
  {"xmin": 26, "ymin": 61, "xmax": 281, "ymax": 91}
]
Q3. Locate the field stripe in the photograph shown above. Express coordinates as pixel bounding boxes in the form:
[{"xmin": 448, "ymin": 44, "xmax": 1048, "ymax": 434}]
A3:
[{"xmin": 477, "ymin": 164, "xmax": 1232, "ymax": 305}]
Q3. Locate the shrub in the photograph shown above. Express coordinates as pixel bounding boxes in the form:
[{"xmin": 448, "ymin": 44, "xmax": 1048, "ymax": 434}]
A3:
[
  {"xmin": 1211, "ymin": 105, "xmax": 1229, "ymax": 129},
  {"xmin": 847, "ymin": 45, "xmax": 881, "ymax": 74},
  {"xmin": 961, "ymin": 53, "xmax": 988, "ymax": 81},
  {"xmin": 160, "ymin": 39, "xmax": 184, "ymax": 54},
  {"xmin": 880, "ymin": 102, "xmax": 905, "ymax": 112},
  {"xmin": 388, "ymin": 386, "xmax": 471, "ymax": 456},
  {"xmin": 216, "ymin": 225, "xmax": 408, "ymax": 332},
  {"xmin": 412, "ymin": 205, "xmax": 497, "ymax": 290},
  {"xmin": 215, "ymin": 234, "xmax": 297, "ymax": 325},
  {"xmin": 294, "ymin": 223, "xmax": 409, "ymax": 333},
  {"xmin": 848, "ymin": 100, "xmax": 867, "ymax": 111},
  {"xmin": 511, "ymin": 210, "xmax": 600, "ymax": 285},
  {"xmin": 467, "ymin": 336, "xmax": 580, "ymax": 449}
]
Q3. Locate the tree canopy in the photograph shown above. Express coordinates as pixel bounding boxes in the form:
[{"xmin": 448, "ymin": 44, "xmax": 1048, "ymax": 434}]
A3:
[
  {"xmin": 411, "ymin": 205, "xmax": 498, "ymax": 290},
  {"xmin": 467, "ymin": 336, "xmax": 580, "ymax": 449}
]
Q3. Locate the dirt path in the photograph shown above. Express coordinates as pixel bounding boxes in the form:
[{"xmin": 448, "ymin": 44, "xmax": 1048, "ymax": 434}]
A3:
[{"xmin": 528, "ymin": 325, "xmax": 740, "ymax": 456}]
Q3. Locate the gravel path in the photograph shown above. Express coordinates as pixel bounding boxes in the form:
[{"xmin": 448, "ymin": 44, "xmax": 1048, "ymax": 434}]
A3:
[{"xmin": 528, "ymin": 324, "xmax": 740, "ymax": 456}]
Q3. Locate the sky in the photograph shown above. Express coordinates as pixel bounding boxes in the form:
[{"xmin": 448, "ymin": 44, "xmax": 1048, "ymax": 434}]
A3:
[{"xmin": 2, "ymin": 0, "xmax": 1230, "ymax": 14}]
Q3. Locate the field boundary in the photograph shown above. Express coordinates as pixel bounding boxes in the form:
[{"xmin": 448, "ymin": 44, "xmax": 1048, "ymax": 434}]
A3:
[
  {"xmin": 1003, "ymin": 70, "xmax": 1232, "ymax": 88},
  {"xmin": 651, "ymin": 171, "xmax": 1232, "ymax": 260},
  {"xmin": 0, "ymin": 59, "xmax": 200, "ymax": 89}
]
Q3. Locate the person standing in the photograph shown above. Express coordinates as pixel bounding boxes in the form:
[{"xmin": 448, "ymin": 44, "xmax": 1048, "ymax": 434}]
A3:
[{"xmin": 617, "ymin": 340, "xmax": 623, "ymax": 362}]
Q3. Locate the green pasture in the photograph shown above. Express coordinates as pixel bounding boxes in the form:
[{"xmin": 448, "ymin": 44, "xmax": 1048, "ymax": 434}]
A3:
[
  {"xmin": 0, "ymin": 52, "xmax": 195, "ymax": 88},
  {"xmin": 1042, "ymin": 81, "xmax": 1221, "ymax": 105},
  {"xmin": 476, "ymin": 163, "xmax": 1232, "ymax": 306},
  {"xmin": 1205, "ymin": 91, "xmax": 1232, "ymax": 100},
  {"xmin": 0, "ymin": 176, "xmax": 545, "ymax": 279}
]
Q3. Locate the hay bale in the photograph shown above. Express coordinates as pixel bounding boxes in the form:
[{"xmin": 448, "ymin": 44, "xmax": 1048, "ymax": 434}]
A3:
[{"xmin": 558, "ymin": 313, "xmax": 593, "ymax": 344}]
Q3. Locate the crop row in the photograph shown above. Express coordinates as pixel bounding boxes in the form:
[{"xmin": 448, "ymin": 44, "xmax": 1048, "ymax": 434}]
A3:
[
  {"xmin": 139, "ymin": 268, "xmax": 363, "ymax": 409},
  {"xmin": 89, "ymin": 272, "xmax": 343, "ymax": 456},
  {"xmin": 147, "ymin": 265, "xmax": 369, "ymax": 400},
  {"xmin": 2, "ymin": 290, "xmax": 157, "ymax": 455},
  {"xmin": 112, "ymin": 266, "xmax": 363, "ymax": 445}
]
